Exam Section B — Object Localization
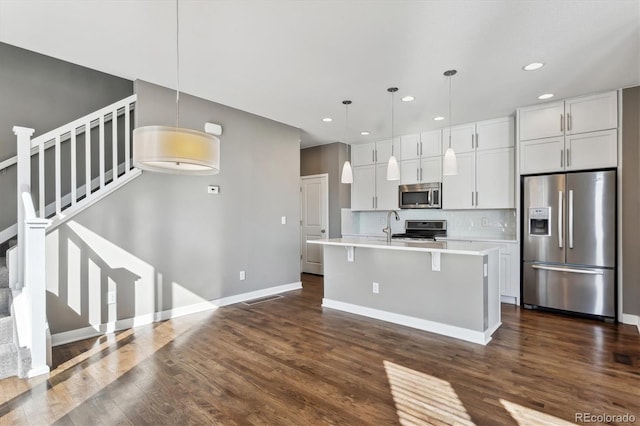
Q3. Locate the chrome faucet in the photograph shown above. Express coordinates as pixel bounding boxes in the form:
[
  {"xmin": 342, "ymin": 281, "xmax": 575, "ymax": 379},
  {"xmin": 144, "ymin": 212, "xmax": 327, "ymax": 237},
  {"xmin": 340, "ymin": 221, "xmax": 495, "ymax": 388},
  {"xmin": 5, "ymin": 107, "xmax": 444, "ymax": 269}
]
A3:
[{"xmin": 383, "ymin": 210, "xmax": 400, "ymax": 244}]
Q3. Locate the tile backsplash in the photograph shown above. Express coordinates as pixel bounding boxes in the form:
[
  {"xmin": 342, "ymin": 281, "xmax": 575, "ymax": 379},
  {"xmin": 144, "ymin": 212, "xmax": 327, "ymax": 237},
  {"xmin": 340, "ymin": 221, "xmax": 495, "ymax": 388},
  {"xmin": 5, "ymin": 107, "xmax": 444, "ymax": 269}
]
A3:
[{"xmin": 342, "ymin": 208, "xmax": 517, "ymax": 239}]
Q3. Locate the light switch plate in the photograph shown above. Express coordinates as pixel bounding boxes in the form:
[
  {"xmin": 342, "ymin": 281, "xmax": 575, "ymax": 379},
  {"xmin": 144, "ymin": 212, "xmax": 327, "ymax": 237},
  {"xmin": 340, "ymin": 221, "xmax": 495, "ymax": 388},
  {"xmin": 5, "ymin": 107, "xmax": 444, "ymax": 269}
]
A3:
[
  {"xmin": 207, "ymin": 185, "xmax": 220, "ymax": 194},
  {"xmin": 281, "ymin": 216, "xmax": 287, "ymax": 225}
]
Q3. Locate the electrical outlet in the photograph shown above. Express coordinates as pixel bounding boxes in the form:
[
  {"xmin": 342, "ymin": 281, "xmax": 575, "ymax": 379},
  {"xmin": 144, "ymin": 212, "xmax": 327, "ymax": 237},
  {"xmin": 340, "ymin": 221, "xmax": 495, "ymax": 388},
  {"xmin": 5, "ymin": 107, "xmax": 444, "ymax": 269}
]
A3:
[
  {"xmin": 372, "ymin": 282, "xmax": 380, "ymax": 294},
  {"xmin": 107, "ymin": 291, "xmax": 116, "ymax": 304},
  {"xmin": 207, "ymin": 185, "xmax": 220, "ymax": 194},
  {"xmin": 481, "ymin": 217, "xmax": 489, "ymax": 227},
  {"xmin": 239, "ymin": 270, "xmax": 246, "ymax": 281},
  {"xmin": 281, "ymin": 216, "xmax": 287, "ymax": 225}
]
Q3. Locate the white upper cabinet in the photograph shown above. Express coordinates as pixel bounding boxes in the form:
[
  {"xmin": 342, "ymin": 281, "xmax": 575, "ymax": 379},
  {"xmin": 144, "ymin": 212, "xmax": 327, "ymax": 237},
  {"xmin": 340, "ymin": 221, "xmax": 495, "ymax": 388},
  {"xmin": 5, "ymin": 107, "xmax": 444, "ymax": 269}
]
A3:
[
  {"xmin": 565, "ymin": 91, "xmax": 618, "ymax": 135},
  {"xmin": 351, "ymin": 165, "xmax": 376, "ymax": 210},
  {"xmin": 442, "ymin": 123, "xmax": 476, "ymax": 154},
  {"xmin": 442, "ymin": 116, "xmax": 515, "ymax": 210},
  {"xmin": 518, "ymin": 90, "xmax": 619, "ymax": 175},
  {"xmin": 475, "ymin": 117, "xmax": 514, "ymax": 150},
  {"xmin": 400, "ymin": 134, "xmax": 421, "ymax": 161},
  {"xmin": 442, "ymin": 152, "xmax": 475, "ymax": 209},
  {"xmin": 400, "ymin": 130, "xmax": 443, "ymax": 184},
  {"xmin": 376, "ymin": 138, "xmax": 401, "ymax": 164},
  {"xmin": 518, "ymin": 101, "xmax": 565, "ymax": 141},
  {"xmin": 375, "ymin": 163, "xmax": 399, "ymax": 210},
  {"xmin": 476, "ymin": 148, "xmax": 515, "ymax": 209},
  {"xmin": 565, "ymin": 129, "xmax": 618, "ymax": 171},
  {"xmin": 351, "ymin": 142, "xmax": 376, "ymax": 166},
  {"xmin": 420, "ymin": 130, "xmax": 443, "ymax": 157}
]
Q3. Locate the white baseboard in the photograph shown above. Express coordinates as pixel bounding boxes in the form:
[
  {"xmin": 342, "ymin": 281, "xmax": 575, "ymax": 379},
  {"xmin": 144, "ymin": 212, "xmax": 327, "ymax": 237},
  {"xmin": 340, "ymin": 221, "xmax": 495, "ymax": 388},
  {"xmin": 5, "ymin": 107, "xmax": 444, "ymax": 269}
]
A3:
[
  {"xmin": 51, "ymin": 281, "xmax": 302, "ymax": 346},
  {"xmin": 621, "ymin": 313, "xmax": 640, "ymax": 334},
  {"xmin": 500, "ymin": 295, "xmax": 518, "ymax": 305},
  {"xmin": 322, "ymin": 298, "xmax": 499, "ymax": 345}
]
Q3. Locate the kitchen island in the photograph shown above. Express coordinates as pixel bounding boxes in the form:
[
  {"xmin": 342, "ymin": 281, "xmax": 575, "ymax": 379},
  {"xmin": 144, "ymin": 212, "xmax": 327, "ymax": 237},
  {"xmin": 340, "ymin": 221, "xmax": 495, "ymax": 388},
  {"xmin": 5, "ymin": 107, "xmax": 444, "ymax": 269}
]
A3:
[{"xmin": 308, "ymin": 237, "xmax": 501, "ymax": 345}]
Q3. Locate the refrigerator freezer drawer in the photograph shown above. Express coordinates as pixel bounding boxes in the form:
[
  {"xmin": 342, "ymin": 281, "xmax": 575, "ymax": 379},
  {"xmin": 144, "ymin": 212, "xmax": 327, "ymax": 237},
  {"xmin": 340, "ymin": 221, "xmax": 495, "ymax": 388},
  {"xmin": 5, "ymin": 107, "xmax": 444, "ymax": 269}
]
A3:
[{"xmin": 523, "ymin": 262, "xmax": 615, "ymax": 317}]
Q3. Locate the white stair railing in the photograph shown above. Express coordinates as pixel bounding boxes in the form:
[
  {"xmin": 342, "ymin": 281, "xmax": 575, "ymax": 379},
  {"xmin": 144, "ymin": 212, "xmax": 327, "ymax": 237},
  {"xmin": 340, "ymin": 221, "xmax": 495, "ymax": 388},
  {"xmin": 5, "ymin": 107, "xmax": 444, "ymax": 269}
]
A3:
[{"xmin": 12, "ymin": 94, "xmax": 141, "ymax": 377}]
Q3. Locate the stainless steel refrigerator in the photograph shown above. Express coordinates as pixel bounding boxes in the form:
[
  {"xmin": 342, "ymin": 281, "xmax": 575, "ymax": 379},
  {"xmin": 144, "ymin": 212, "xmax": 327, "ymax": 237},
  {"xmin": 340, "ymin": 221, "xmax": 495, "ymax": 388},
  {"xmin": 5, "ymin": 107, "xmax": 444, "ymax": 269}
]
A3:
[{"xmin": 522, "ymin": 170, "xmax": 616, "ymax": 318}]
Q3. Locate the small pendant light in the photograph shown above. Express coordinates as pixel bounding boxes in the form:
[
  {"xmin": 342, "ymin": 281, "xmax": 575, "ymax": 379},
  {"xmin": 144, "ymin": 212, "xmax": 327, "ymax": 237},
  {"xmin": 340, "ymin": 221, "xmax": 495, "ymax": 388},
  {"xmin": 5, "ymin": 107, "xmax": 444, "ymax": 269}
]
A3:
[
  {"xmin": 340, "ymin": 100, "xmax": 353, "ymax": 184},
  {"xmin": 443, "ymin": 70, "xmax": 458, "ymax": 176},
  {"xmin": 386, "ymin": 87, "xmax": 400, "ymax": 181}
]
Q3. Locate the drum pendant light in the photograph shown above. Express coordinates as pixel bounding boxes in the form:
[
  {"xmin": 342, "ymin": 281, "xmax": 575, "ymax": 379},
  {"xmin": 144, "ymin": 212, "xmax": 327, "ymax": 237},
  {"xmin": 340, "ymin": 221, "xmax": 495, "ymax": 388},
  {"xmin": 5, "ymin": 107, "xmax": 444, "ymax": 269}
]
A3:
[
  {"xmin": 340, "ymin": 100, "xmax": 353, "ymax": 184},
  {"xmin": 386, "ymin": 87, "xmax": 400, "ymax": 181},
  {"xmin": 133, "ymin": 0, "xmax": 220, "ymax": 175},
  {"xmin": 443, "ymin": 70, "xmax": 458, "ymax": 176}
]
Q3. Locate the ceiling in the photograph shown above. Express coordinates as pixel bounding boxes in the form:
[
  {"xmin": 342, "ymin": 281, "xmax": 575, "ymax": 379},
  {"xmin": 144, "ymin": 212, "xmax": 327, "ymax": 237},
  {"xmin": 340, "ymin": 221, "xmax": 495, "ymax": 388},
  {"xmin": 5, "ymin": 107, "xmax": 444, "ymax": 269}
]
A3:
[{"xmin": 1, "ymin": 1, "xmax": 638, "ymax": 148}]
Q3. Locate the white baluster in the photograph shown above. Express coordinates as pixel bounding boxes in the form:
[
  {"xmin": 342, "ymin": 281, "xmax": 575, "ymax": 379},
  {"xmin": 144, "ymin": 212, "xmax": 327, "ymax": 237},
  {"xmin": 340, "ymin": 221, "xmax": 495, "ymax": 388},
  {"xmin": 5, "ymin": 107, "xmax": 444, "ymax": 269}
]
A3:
[
  {"xmin": 38, "ymin": 140, "xmax": 45, "ymax": 218},
  {"xmin": 71, "ymin": 128, "xmax": 77, "ymax": 206},
  {"xmin": 85, "ymin": 121, "xmax": 92, "ymax": 199},
  {"xmin": 125, "ymin": 102, "xmax": 131, "ymax": 172},
  {"xmin": 112, "ymin": 108, "xmax": 118, "ymax": 183},
  {"xmin": 99, "ymin": 116, "xmax": 105, "ymax": 189},
  {"xmin": 55, "ymin": 135, "xmax": 61, "ymax": 215}
]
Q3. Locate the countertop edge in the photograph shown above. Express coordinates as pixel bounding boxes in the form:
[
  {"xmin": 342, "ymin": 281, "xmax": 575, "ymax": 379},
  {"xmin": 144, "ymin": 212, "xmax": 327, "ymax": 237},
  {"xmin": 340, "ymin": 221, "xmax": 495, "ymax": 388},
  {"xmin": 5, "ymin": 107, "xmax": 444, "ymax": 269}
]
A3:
[{"xmin": 308, "ymin": 238, "xmax": 500, "ymax": 256}]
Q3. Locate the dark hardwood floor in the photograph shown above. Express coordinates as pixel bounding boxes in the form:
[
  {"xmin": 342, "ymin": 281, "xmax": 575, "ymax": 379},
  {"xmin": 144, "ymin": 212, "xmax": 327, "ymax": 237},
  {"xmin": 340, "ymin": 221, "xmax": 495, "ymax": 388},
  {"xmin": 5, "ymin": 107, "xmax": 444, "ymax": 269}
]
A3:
[{"xmin": 1, "ymin": 273, "xmax": 638, "ymax": 425}]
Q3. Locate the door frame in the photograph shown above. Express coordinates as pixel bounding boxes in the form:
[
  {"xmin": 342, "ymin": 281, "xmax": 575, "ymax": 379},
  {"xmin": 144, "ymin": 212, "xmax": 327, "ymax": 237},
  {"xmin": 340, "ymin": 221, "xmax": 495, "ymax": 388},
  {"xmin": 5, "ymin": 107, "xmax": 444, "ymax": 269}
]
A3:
[{"xmin": 300, "ymin": 173, "xmax": 329, "ymax": 273}]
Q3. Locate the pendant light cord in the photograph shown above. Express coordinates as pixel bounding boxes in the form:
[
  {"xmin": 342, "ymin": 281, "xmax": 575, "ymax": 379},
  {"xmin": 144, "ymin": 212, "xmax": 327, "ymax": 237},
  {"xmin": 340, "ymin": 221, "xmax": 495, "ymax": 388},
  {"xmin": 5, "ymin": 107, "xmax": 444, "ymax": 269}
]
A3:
[
  {"xmin": 448, "ymin": 73, "xmax": 452, "ymax": 149},
  {"xmin": 176, "ymin": 0, "xmax": 180, "ymax": 127},
  {"xmin": 391, "ymin": 91, "xmax": 394, "ymax": 152}
]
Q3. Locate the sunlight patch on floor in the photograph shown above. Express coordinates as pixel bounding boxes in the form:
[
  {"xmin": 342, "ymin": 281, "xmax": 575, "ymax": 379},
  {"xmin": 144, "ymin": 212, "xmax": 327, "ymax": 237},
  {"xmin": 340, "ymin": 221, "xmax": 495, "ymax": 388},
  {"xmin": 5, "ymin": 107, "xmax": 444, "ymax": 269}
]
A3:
[
  {"xmin": 500, "ymin": 399, "xmax": 577, "ymax": 426},
  {"xmin": 383, "ymin": 360, "xmax": 474, "ymax": 426},
  {"xmin": 0, "ymin": 311, "xmax": 211, "ymax": 423}
]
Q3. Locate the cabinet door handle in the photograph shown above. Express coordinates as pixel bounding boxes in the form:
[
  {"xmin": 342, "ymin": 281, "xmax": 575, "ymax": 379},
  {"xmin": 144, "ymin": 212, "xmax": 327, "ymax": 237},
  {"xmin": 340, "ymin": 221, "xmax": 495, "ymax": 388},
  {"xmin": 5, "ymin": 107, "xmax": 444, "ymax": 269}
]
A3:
[
  {"xmin": 560, "ymin": 114, "xmax": 564, "ymax": 132},
  {"xmin": 471, "ymin": 133, "xmax": 474, "ymax": 149},
  {"xmin": 372, "ymin": 197, "xmax": 375, "ymax": 209},
  {"xmin": 420, "ymin": 142, "xmax": 423, "ymax": 156},
  {"xmin": 416, "ymin": 143, "xmax": 420, "ymax": 157},
  {"xmin": 417, "ymin": 168, "xmax": 419, "ymax": 182},
  {"xmin": 420, "ymin": 168, "xmax": 423, "ymax": 182},
  {"xmin": 372, "ymin": 150, "xmax": 375, "ymax": 163},
  {"xmin": 560, "ymin": 149, "xmax": 564, "ymax": 167},
  {"xmin": 471, "ymin": 192, "xmax": 475, "ymax": 206},
  {"xmin": 567, "ymin": 113, "xmax": 572, "ymax": 131},
  {"xmin": 566, "ymin": 148, "xmax": 570, "ymax": 167},
  {"xmin": 375, "ymin": 150, "xmax": 378, "ymax": 163},
  {"xmin": 475, "ymin": 133, "xmax": 479, "ymax": 148},
  {"xmin": 476, "ymin": 191, "xmax": 479, "ymax": 206}
]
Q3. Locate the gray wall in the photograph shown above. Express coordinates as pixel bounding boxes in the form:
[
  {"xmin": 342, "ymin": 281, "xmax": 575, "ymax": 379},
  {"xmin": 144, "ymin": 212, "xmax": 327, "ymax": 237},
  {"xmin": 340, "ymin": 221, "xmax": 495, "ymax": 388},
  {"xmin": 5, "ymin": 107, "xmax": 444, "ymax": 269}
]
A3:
[
  {"xmin": 622, "ymin": 86, "xmax": 640, "ymax": 316},
  {"xmin": 0, "ymin": 42, "xmax": 133, "ymax": 235},
  {"xmin": 300, "ymin": 143, "xmax": 351, "ymax": 238},
  {"xmin": 46, "ymin": 80, "xmax": 301, "ymax": 334}
]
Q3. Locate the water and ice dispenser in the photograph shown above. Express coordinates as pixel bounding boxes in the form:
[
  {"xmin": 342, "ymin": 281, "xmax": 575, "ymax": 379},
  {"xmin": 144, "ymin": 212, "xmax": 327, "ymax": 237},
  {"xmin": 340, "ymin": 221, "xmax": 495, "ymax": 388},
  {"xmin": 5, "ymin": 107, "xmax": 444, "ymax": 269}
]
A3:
[{"xmin": 528, "ymin": 207, "xmax": 551, "ymax": 236}]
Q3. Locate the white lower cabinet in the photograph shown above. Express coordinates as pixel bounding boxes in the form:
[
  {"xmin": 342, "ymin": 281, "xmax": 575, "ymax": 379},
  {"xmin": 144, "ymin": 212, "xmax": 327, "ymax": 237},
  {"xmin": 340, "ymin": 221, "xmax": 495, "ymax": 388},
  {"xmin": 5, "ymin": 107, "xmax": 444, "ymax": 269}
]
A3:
[
  {"xmin": 437, "ymin": 238, "xmax": 520, "ymax": 304},
  {"xmin": 500, "ymin": 242, "xmax": 520, "ymax": 304}
]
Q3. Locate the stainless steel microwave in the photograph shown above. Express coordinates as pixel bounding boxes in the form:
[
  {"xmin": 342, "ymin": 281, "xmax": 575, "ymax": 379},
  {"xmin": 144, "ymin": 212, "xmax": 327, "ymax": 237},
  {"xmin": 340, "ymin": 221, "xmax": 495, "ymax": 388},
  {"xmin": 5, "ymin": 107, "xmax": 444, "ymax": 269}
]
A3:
[{"xmin": 398, "ymin": 182, "xmax": 442, "ymax": 209}]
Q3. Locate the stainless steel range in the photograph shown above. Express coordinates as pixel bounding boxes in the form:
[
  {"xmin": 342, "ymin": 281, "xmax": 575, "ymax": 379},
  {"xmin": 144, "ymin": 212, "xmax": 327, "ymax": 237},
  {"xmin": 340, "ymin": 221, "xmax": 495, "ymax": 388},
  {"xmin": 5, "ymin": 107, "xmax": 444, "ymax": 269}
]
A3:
[{"xmin": 392, "ymin": 220, "xmax": 447, "ymax": 241}]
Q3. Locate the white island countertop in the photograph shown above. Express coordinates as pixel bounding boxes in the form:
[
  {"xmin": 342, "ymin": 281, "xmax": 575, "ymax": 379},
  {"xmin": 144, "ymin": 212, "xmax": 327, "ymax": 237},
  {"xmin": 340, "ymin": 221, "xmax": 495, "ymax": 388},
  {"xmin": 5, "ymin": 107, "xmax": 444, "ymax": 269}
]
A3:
[{"xmin": 308, "ymin": 237, "xmax": 500, "ymax": 256}]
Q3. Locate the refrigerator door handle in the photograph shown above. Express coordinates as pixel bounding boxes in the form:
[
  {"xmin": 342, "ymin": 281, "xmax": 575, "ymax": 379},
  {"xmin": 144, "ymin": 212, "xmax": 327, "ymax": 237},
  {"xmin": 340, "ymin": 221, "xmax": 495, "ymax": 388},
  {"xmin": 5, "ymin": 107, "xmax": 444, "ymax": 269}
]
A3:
[
  {"xmin": 558, "ymin": 191, "xmax": 563, "ymax": 248},
  {"xmin": 531, "ymin": 264, "xmax": 603, "ymax": 275},
  {"xmin": 568, "ymin": 190, "xmax": 574, "ymax": 249}
]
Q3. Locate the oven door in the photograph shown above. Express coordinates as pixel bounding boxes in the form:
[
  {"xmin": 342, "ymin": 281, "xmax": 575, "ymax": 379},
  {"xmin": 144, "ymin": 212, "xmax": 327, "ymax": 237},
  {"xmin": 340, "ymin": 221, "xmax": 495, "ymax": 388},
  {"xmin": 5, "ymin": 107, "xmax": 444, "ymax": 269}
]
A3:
[{"xmin": 399, "ymin": 188, "xmax": 430, "ymax": 208}]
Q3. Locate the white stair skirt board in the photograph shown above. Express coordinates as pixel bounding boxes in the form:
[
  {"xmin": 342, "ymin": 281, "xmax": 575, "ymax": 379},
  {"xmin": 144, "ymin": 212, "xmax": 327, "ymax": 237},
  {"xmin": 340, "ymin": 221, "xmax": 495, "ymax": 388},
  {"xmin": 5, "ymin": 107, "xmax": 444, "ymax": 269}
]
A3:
[
  {"xmin": 322, "ymin": 298, "xmax": 501, "ymax": 345},
  {"xmin": 621, "ymin": 313, "xmax": 640, "ymax": 334},
  {"xmin": 51, "ymin": 282, "xmax": 302, "ymax": 346}
]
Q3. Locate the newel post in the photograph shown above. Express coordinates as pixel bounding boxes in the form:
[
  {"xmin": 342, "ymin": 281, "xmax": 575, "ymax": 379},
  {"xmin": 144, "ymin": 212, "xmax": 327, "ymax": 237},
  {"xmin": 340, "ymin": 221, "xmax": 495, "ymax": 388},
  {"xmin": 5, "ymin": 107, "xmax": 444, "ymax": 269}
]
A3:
[
  {"xmin": 24, "ymin": 210, "xmax": 50, "ymax": 377},
  {"xmin": 13, "ymin": 126, "xmax": 34, "ymax": 290}
]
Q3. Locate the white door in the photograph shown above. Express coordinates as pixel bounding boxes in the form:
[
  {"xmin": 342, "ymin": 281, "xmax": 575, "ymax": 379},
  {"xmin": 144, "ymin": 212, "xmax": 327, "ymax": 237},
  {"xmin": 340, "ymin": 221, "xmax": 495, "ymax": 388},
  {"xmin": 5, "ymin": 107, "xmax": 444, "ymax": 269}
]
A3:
[{"xmin": 301, "ymin": 174, "xmax": 328, "ymax": 275}]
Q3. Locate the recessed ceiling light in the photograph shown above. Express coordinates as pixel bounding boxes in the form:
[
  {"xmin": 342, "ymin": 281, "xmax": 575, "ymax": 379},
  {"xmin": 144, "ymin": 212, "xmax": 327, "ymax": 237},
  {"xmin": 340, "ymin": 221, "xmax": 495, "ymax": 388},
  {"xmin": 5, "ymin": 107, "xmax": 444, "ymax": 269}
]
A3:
[
  {"xmin": 538, "ymin": 93, "xmax": 554, "ymax": 100},
  {"xmin": 523, "ymin": 62, "xmax": 544, "ymax": 71},
  {"xmin": 433, "ymin": 116, "xmax": 445, "ymax": 121},
  {"xmin": 360, "ymin": 131, "xmax": 370, "ymax": 136},
  {"xmin": 401, "ymin": 96, "xmax": 415, "ymax": 102},
  {"xmin": 322, "ymin": 117, "xmax": 333, "ymax": 122}
]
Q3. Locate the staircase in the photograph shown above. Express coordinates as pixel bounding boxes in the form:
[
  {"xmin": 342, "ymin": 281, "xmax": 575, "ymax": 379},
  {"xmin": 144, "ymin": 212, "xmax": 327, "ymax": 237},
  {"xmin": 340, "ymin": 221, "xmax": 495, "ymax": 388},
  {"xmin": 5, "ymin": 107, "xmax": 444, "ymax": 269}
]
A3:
[
  {"xmin": 0, "ymin": 256, "xmax": 30, "ymax": 378},
  {"xmin": 1, "ymin": 94, "xmax": 140, "ymax": 378}
]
